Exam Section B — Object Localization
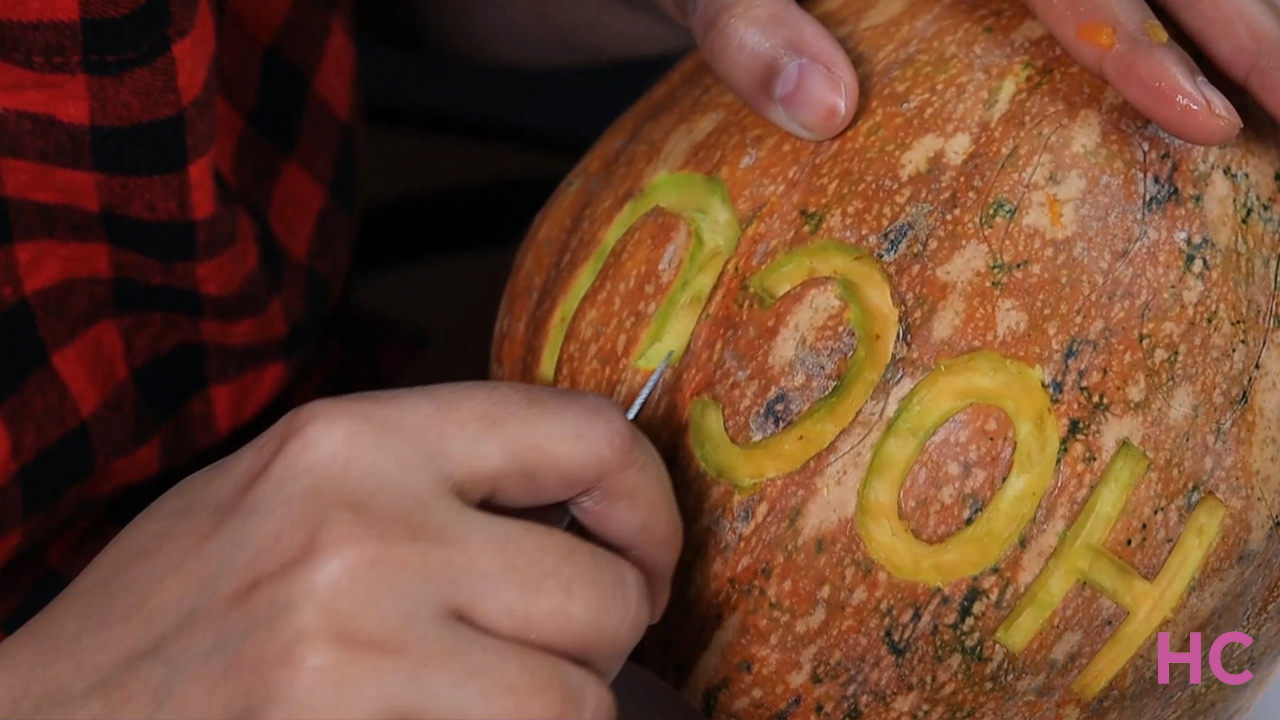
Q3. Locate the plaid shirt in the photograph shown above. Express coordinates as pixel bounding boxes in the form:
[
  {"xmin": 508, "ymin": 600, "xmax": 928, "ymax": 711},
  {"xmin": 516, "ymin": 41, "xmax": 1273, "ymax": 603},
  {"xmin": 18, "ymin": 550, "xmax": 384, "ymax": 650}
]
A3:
[{"xmin": 0, "ymin": 0, "xmax": 358, "ymax": 635}]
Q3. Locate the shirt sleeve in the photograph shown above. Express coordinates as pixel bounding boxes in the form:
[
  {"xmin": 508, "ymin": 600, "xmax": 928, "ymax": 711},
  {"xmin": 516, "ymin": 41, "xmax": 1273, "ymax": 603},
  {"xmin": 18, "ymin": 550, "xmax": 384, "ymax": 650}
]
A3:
[{"xmin": 0, "ymin": 0, "xmax": 358, "ymax": 635}]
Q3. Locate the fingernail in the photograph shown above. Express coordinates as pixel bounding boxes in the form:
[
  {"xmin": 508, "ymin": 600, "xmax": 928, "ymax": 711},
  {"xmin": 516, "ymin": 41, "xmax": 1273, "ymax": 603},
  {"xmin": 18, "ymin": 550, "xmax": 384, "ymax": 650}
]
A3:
[
  {"xmin": 1196, "ymin": 76, "xmax": 1243, "ymax": 129},
  {"xmin": 773, "ymin": 59, "xmax": 847, "ymax": 140}
]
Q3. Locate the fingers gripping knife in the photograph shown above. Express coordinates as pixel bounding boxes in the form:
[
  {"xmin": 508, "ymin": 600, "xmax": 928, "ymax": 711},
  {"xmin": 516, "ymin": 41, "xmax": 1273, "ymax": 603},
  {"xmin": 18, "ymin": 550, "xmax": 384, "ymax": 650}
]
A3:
[
  {"xmin": 552, "ymin": 351, "xmax": 706, "ymax": 720},
  {"xmin": 557, "ymin": 350, "xmax": 675, "ymax": 532}
]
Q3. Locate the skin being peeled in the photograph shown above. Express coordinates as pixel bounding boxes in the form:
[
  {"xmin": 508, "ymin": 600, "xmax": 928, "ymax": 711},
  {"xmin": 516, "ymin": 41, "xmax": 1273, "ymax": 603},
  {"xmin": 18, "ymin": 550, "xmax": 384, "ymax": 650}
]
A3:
[{"xmin": 490, "ymin": 0, "xmax": 1280, "ymax": 718}]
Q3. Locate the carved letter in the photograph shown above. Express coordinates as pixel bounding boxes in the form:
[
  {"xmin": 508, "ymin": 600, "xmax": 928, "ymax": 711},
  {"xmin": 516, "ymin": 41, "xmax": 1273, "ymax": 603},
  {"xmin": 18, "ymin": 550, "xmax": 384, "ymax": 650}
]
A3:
[
  {"xmin": 855, "ymin": 351, "xmax": 1059, "ymax": 586},
  {"xmin": 994, "ymin": 441, "xmax": 1227, "ymax": 700},
  {"xmin": 537, "ymin": 171, "xmax": 741, "ymax": 384},
  {"xmin": 688, "ymin": 241, "xmax": 898, "ymax": 491}
]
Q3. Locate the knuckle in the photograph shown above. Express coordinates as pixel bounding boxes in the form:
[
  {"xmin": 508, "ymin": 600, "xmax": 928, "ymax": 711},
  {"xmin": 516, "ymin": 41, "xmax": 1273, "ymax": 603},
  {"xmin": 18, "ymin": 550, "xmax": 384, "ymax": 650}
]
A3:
[
  {"xmin": 232, "ymin": 509, "xmax": 378, "ymax": 617},
  {"xmin": 608, "ymin": 558, "xmax": 653, "ymax": 642},
  {"xmin": 270, "ymin": 634, "xmax": 340, "ymax": 702},
  {"xmin": 297, "ymin": 511, "xmax": 378, "ymax": 594},
  {"xmin": 270, "ymin": 400, "xmax": 366, "ymax": 475}
]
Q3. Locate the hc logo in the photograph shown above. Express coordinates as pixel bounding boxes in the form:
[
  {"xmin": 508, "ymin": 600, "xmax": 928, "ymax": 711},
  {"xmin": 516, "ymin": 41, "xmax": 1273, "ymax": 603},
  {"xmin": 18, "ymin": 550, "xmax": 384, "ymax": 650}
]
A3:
[{"xmin": 1158, "ymin": 632, "xmax": 1254, "ymax": 685}]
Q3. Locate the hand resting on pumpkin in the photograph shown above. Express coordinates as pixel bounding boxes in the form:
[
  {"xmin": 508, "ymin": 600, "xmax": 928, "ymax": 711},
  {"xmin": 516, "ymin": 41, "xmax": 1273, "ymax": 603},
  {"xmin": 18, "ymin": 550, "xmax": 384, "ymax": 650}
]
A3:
[{"xmin": 418, "ymin": 0, "xmax": 1276, "ymax": 147}]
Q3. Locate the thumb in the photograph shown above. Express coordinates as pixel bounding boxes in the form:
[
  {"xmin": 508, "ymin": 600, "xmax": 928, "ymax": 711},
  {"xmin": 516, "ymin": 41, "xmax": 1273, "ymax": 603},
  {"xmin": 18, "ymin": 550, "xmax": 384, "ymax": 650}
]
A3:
[{"xmin": 669, "ymin": 0, "xmax": 858, "ymax": 140}]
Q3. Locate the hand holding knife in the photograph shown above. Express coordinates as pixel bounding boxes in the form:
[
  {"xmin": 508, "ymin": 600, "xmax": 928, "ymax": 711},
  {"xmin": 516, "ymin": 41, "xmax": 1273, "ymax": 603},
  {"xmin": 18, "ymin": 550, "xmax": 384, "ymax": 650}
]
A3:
[
  {"xmin": 558, "ymin": 350, "xmax": 674, "ymax": 532},
  {"xmin": 551, "ymin": 350, "xmax": 703, "ymax": 720}
]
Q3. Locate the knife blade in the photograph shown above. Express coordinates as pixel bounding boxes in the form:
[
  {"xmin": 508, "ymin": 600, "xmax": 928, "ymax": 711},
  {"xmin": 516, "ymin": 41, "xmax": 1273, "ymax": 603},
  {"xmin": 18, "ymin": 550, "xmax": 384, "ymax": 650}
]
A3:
[{"xmin": 625, "ymin": 350, "xmax": 674, "ymax": 421}]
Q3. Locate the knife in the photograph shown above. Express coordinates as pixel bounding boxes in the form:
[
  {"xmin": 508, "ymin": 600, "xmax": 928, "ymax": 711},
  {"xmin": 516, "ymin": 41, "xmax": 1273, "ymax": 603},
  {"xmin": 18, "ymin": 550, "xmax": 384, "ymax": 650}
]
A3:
[
  {"xmin": 563, "ymin": 350, "xmax": 704, "ymax": 719},
  {"xmin": 558, "ymin": 350, "xmax": 674, "ymax": 532}
]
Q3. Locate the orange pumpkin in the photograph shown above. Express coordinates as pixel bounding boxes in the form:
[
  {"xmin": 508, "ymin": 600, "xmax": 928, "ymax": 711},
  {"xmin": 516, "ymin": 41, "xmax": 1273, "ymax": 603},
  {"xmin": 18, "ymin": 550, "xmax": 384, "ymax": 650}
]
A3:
[{"xmin": 490, "ymin": 0, "xmax": 1280, "ymax": 717}]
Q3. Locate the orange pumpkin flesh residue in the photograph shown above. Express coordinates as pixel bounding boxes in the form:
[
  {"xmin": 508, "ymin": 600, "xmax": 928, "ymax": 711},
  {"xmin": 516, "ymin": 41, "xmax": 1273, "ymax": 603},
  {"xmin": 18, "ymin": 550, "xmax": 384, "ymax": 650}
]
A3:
[
  {"xmin": 1145, "ymin": 20, "xmax": 1170, "ymax": 44},
  {"xmin": 1077, "ymin": 21, "xmax": 1117, "ymax": 50},
  {"xmin": 1046, "ymin": 193, "xmax": 1064, "ymax": 230}
]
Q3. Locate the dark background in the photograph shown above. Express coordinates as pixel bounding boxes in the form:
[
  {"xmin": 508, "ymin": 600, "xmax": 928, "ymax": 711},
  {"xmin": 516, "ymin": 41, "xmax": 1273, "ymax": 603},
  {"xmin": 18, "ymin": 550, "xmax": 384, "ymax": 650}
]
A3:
[
  {"xmin": 336, "ymin": 6, "xmax": 682, "ymax": 385},
  {"xmin": 354, "ymin": 39, "xmax": 679, "ymax": 264}
]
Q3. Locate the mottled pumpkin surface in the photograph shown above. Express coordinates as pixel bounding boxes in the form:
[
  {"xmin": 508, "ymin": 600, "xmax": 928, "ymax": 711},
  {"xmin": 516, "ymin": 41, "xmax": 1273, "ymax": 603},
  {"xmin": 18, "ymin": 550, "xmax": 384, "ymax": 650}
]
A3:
[{"xmin": 489, "ymin": 0, "xmax": 1280, "ymax": 718}]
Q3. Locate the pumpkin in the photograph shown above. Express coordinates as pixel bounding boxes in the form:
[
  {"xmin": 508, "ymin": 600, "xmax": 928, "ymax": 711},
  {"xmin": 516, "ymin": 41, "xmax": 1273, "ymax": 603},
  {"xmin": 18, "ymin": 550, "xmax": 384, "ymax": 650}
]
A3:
[{"xmin": 489, "ymin": 0, "xmax": 1280, "ymax": 717}]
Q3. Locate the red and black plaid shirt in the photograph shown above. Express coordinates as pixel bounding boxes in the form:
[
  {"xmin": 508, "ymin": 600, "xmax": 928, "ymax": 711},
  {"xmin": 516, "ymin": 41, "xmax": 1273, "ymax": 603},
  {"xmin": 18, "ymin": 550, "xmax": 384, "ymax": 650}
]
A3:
[{"xmin": 0, "ymin": 0, "xmax": 358, "ymax": 635}]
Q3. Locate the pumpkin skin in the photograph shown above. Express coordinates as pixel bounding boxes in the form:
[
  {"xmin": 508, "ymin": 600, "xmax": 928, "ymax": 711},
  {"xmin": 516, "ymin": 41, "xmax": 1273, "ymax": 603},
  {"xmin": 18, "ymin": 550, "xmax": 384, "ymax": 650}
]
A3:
[{"xmin": 489, "ymin": 0, "xmax": 1280, "ymax": 717}]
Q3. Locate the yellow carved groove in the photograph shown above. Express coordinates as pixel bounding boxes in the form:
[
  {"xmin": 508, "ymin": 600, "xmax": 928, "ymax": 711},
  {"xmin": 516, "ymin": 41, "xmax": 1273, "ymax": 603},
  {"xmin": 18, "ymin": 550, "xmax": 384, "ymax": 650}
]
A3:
[
  {"xmin": 994, "ymin": 440, "xmax": 1226, "ymax": 700},
  {"xmin": 688, "ymin": 241, "xmax": 899, "ymax": 491},
  {"xmin": 536, "ymin": 171, "xmax": 741, "ymax": 384},
  {"xmin": 995, "ymin": 443, "xmax": 1151, "ymax": 652},
  {"xmin": 856, "ymin": 351, "xmax": 1059, "ymax": 586}
]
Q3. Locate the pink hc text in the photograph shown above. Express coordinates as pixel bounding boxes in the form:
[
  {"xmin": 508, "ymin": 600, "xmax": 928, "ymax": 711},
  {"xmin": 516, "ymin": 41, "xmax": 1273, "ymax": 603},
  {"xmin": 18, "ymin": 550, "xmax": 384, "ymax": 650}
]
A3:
[{"xmin": 1158, "ymin": 632, "xmax": 1254, "ymax": 685}]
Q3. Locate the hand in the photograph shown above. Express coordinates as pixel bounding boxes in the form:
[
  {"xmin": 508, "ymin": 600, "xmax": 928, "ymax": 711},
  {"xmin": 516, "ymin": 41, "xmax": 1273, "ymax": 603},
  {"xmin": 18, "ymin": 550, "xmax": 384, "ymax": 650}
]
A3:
[
  {"xmin": 649, "ymin": 0, "xmax": 1275, "ymax": 145},
  {"xmin": 1002, "ymin": 0, "xmax": 1273, "ymax": 145},
  {"xmin": 0, "ymin": 383, "xmax": 682, "ymax": 719}
]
